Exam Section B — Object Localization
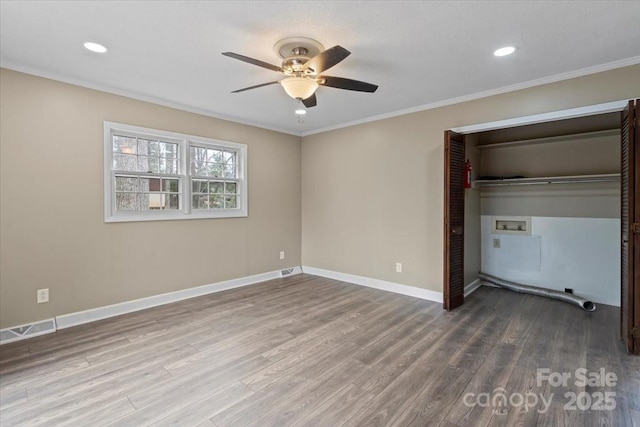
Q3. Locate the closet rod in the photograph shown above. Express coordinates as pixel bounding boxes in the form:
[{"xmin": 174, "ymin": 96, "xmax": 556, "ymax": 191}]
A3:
[{"xmin": 474, "ymin": 173, "xmax": 620, "ymax": 187}]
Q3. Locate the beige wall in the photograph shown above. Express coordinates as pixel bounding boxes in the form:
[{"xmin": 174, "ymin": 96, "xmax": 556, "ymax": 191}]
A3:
[
  {"xmin": 480, "ymin": 130, "xmax": 621, "ymax": 218},
  {"xmin": 480, "ymin": 183, "xmax": 620, "ymax": 218},
  {"xmin": 301, "ymin": 64, "xmax": 640, "ymax": 292},
  {"xmin": 0, "ymin": 69, "xmax": 302, "ymax": 329},
  {"xmin": 479, "ymin": 131, "xmax": 620, "ymax": 178}
]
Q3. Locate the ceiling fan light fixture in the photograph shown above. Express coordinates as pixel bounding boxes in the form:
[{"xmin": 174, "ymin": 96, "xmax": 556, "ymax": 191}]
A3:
[{"xmin": 280, "ymin": 77, "xmax": 319, "ymax": 100}]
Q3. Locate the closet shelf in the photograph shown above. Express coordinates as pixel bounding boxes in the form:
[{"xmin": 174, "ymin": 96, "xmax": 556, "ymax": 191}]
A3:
[{"xmin": 474, "ymin": 173, "xmax": 620, "ymax": 187}]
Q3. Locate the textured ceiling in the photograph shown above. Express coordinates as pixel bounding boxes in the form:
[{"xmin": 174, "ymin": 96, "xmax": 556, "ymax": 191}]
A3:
[{"xmin": 1, "ymin": 1, "xmax": 639, "ymax": 136}]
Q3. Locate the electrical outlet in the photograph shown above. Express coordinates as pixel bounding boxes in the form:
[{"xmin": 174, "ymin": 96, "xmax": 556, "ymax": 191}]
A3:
[
  {"xmin": 37, "ymin": 288, "xmax": 49, "ymax": 304},
  {"xmin": 493, "ymin": 238, "xmax": 501, "ymax": 248},
  {"xmin": 396, "ymin": 262, "xmax": 402, "ymax": 273},
  {"xmin": 279, "ymin": 251, "xmax": 285, "ymax": 260}
]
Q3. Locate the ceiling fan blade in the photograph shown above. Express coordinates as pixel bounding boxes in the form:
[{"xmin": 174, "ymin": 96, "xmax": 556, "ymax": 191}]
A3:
[
  {"xmin": 319, "ymin": 76, "xmax": 378, "ymax": 92},
  {"xmin": 222, "ymin": 52, "xmax": 284, "ymax": 73},
  {"xmin": 231, "ymin": 81, "xmax": 280, "ymax": 93},
  {"xmin": 302, "ymin": 93, "xmax": 317, "ymax": 108},
  {"xmin": 303, "ymin": 45, "xmax": 350, "ymax": 75}
]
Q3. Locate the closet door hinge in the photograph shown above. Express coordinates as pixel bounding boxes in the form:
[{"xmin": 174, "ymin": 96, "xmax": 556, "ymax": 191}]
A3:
[
  {"xmin": 632, "ymin": 327, "xmax": 640, "ymax": 339},
  {"xmin": 633, "ymin": 223, "xmax": 640, "ymax": 234}
]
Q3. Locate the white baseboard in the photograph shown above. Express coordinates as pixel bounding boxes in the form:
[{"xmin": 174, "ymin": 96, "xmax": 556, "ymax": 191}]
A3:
[
  {"xmin": 301, "ymin": 266, "xmax": 443, "ymax": 303},
  {"xmin": 51, "ymin": 266, "xmax": 302, "ymax": 330},
  {"xmin": 465, "ymin": 279, "xmax": 482, "ymax": 297}
]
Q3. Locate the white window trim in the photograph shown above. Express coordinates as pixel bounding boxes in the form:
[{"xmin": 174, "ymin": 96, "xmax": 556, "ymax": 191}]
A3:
[{"xmin": 104, "ymin": 121, "xmax": 248, "ymax": 223}]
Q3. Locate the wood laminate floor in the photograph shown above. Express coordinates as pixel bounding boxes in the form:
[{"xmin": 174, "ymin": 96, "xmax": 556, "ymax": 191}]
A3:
[{"xmin": 0, "ymin": 274, "xmax": 638, "ymax": 426}]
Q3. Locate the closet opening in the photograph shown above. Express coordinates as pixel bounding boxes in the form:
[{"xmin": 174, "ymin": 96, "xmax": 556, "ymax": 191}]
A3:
[{"xmin": 443, "ymin": 99, "xmax": 639, "ymax": 353}]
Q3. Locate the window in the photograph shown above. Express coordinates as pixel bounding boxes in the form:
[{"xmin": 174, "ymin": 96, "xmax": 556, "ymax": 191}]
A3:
[
  {"xmin": 111, "ymin": 135, "xmax": 181, "ymax": 212},
  {"xmin": 190, "ymin": 146, "xmax": 239, "ymax": 210},
  {"xmin": 104, "ymin": 122, "xmax": 247, "ymax": 222}
]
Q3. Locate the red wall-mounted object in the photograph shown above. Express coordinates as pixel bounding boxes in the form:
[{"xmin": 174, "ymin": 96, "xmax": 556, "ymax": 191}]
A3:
[{"xmin": 464, "ymin": 159, "xmax": 472, "ymax": 188}]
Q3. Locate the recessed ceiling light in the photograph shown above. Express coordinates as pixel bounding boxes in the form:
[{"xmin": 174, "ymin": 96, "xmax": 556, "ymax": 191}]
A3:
[
  {"xmin": 294, "ymin": 107, "xmax": 307, "ymax": 116},
  {"xmin": 83, "ymin": 42, "xmax": 108, "ymax": 53},
  {"xmin": 494, "ymin": 46, "xmax": 516, "ymax": 57}
]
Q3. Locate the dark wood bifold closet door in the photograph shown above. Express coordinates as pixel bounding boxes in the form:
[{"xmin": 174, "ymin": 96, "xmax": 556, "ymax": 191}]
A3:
[
  {"xmin": 621, "ymin": 99, "xmax": 640, "ymax": 354},
  {"xmin": 444, "ymin": 130, "xmax": 465, "ymax": 310}
]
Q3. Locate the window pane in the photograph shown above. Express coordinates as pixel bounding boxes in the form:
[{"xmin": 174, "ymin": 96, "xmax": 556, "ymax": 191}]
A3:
[
  {"xmin": 158, "ymin": 159, "xmax": 178, "ymax": 174},
  {"xmin": 209, "ymin": 182, "xmax": 224, "ymax": 193},
  {"xmin": 225, "ymin": 195, "xmax": 237, "ymax": 209},
  {"xmin": 113, "ymin": 135, "xmax": 137, "ymax": 154},
  {"xmin": 140, "ymin": 178, "xmax": 161, "ymax": 192},
  {"xmin": 210, "ymin": 194, "xmax": 224, "ymax": 208},
  {"xmin": 191, "ymin": 162, "xmax": 204, "ymax": 176},
  {"xmin": 224, "ymin": 182, "xmax": 236, "ymax": 194},
  {"xmin": 224, "ymin": 165, "xmax": 235, "ymax": 178},
  {"xmin": 167, "ymin": 194, "xmax": 180, "ymax": 210},
  {"xmin": 137, "ymin": 156, "xmax": 149, "ymax": 173},
  {"xmin": 209, "ymin": 164, "xmax": 223, "ymax": 178},
  {"xmin": 115, "ymin": 193, "xmax": 137, "ymax": 211},
  {"xmin": 137, "ymin": 139, "xmax": 149, "ymax": 156},
  {"xmin": 115, "ymin": 176, "xmax": 138, "ymax": 192},
  {"xmin": 223, "ymin": 151, "xmax": 235, "ymax": 165},
  {"xmin": 192, "ymin": 194, "xmax": 208, "ymax": 209},
  {"xmin": 191, "ymin": 146, "xmax": 206, "ymax": 162},
  {"xmin": 140, "ymin": 193, "xmax": 163, "ymax": 210},
  {"xmin": 147, "ymin": 158, "xmax": 160, "ymax": 173},
  {"xmin": 113, "ymin": 154, "xmax": 138, "ymax": 172},
  {"xmin": 208, "ymin": 149, "xmax": 222, "ymax": 163},
  {"xmin": 163, "ymin": 179, "xmax": 179, "ymax": 192},
  {"xmin": 192, "ymin": 180, "xmax": 208, "ymax": 193},
  {"xmin": 148, "ymin": 141, "xmax": 159, "ymax": 157},
  {"xmin": 161, "ymin": 142, "xmax": 178, "ymax": 159}
]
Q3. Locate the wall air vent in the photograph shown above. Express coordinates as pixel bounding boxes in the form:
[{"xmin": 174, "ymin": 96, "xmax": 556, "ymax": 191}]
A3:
[
  {"xmin": 281, "ymin": 268, "xmax": 295, "ymax": 277},
  {"xmin": 0, "ymin": 319, "xmax": 57, "ymax": 345},
  {"xmin": 492, "ymin": 216, "xmax": 531, "ymax": 235}
]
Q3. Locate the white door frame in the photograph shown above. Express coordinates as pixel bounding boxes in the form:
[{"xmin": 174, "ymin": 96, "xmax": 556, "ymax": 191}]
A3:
[{"xmin": 450, "ymin": 100, "xmax": 629, "ymax": 134}]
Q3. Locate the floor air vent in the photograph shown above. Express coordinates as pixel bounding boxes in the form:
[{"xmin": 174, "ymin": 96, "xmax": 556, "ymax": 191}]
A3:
[{"xmin": 0, "ymin": 319, "xmax": 56, "ymax": 345}]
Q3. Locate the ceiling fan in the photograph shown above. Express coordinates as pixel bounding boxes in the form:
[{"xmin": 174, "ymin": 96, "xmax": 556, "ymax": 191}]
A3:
[{"xmin": 222, "ymin": 37, "xmax": 378, "ymax": 108}]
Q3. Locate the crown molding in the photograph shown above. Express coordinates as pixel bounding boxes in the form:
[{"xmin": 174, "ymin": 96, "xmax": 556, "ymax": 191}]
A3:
[{"xmin": 301, "ymin": 55, "xmax": 640, "ymax": 137}]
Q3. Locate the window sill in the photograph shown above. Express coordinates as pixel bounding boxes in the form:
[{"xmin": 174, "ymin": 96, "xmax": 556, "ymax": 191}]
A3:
[{"xmin": 104, "ymin": 209, "xmax": 248, "ymax": 223}]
